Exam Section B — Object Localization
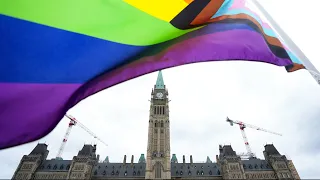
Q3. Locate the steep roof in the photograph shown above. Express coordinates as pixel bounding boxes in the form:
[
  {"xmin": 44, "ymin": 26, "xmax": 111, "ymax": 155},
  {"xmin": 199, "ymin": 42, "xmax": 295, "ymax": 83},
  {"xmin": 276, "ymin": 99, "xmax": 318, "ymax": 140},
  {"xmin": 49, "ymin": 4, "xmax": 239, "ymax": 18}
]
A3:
[{"xmin": 155, "ymin": 71, "xmax": 165, "ymax": 89}]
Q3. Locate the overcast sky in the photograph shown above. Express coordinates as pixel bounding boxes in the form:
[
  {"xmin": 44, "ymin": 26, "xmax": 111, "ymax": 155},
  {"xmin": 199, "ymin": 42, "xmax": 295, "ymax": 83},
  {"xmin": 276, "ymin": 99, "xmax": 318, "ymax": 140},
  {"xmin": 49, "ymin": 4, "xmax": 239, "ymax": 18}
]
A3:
[{"xmin": 1, "ymin": 0, "xmax": 320, "ymax": 179}]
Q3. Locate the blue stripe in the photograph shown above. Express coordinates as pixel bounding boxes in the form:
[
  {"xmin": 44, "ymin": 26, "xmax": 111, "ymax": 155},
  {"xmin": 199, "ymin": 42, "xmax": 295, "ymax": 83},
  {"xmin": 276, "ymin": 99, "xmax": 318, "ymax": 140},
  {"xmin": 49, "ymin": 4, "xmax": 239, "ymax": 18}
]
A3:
[
  {"xmin": 0, "ymin": 15, "xmax": 146, "ymax": 83},
  {"xmin": 0, "ymin": 14, "xmax": 301, "ymax": 84},
  {"xmin": 213, "ymin": 0, "xmax": 235, "ymax": 18}
]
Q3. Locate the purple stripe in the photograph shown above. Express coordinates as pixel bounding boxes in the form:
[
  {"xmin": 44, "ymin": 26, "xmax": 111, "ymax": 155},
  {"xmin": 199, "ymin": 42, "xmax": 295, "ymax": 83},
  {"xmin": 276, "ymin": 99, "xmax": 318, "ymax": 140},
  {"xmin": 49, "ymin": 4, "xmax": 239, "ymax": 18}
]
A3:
[
  {"xmin": 0, "ymin": 83, "xmax": 81, "ymax": 149},
  {"xmin": 1, "ymin": 29, "xmax": 293, "ymax": 149},
  {"xmin": 69, "ymin": 29, "xmax": 292, "ymax": 107}
]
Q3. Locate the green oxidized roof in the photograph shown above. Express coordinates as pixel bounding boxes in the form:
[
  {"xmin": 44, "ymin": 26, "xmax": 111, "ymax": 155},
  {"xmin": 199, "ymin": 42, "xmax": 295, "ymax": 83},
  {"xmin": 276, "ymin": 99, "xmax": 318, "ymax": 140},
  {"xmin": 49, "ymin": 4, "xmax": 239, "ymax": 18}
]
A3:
[
  {"xmin": 171, "ymin": 154, "xmax": 178, "ymax": 163},
  {"xmin": 138, "ymin": 154, "xmax": 145, "ymax": 163},
  {"xmin": 155, "ymin": 70, "xmax": 165, "ymax": 89},
  {"xmin": 104, "ymin": 156, "xmax": 109, "ymax": 163},
  {"xmin": 206, "ymin": 156, "xmax": 212, "ymax": 163}
]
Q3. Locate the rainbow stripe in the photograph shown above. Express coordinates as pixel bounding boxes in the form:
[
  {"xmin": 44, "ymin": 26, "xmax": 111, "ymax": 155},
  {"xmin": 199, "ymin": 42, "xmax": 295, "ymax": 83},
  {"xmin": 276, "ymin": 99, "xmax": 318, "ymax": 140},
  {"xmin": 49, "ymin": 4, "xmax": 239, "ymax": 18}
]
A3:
[{"xmin": 0, "ymin": 0, "xmax": 305, "ymax": 149}]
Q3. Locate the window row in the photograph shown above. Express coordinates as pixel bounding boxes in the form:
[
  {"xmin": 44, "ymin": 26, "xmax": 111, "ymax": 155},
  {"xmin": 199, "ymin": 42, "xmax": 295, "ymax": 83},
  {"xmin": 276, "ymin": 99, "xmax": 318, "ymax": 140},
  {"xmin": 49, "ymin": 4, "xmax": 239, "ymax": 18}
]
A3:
[
  {"xmin": 229, "ymin": 164, "xmax": 240, "ymax": 171},
  {"xmin": 173, "ymin": 165, "xmax": 218, "ymax": 169},
  {"xmin": 34, "ymin": 173, "xmax": 67, "ymax": 179},
  {"xmin": 40, "ymin": 164, "xmax": 70, "ymax": 170},
  {"xmin": 245, "ymin": 173, "xmax": 276, "ymax": 179},
  {"xmin": 154, "ymin": 106, "xmax": 165, "ymax": 115},
  {"xmin": 175, "ymin": 170, "xmax": 220, "ymax": 176},
  {"xmin": 243, "ymin": 163, "xmax": 270, "ymax": 169},
  {"xmin": 94, "ymin": 170, "xmax": 141, "ymax": 176},
  {"xmin": 154, "ymin": 122, "xmax": 164, "ymax": 128},
  {"xmin": 276, "ymin": 163, "xmax": 287, "ymax": 169},
  {"xmin": 97, "ymin": 165, "xmax": 143, "ymax": 169}
]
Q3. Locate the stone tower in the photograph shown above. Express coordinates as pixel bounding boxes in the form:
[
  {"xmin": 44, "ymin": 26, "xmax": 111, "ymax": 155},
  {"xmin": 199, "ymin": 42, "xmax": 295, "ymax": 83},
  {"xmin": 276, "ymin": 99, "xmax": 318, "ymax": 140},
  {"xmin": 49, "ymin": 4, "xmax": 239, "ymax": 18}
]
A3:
[
  {"xmin": 12, "ymin": 143, "xmax": 49, "ymax": 180},
  {"xmin": 217, "ymin": 145, "xmax": 246, "ymax": 179},
  {"xmin": 67, "ymin": 144, "xmax": 98, "ymax": 179},
  {"xmin": 145, "ymin": 71, "xmax": 171, "ymax": 180},
  {"xmin": 263, "ymin": 144, "xmax": 299, "ymax": 179}
]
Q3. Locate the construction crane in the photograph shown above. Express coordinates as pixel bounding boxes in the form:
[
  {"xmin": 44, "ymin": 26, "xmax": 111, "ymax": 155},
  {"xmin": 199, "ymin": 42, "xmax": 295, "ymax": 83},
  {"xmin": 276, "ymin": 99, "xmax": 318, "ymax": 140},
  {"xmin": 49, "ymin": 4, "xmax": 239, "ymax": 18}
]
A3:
[
  {"xmin": 226, "ymin": 117, "xmax": 282, "ymax": 158},
  {"xmin": 56, "ymin": 114, "xmax": 108, "ymax": 160}
]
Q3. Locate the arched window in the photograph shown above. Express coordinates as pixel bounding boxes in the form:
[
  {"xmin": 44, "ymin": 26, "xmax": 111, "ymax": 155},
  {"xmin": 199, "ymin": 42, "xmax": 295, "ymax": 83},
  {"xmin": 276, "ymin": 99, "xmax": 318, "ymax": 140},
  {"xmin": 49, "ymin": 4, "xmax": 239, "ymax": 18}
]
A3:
[
  {"xmin": 124, "ymin": 171, "xmax": 127, "ymax": 176},
  {"xmin": 161, "ymin": 122, "xmax": 164, "ymax": 127},
  {"xmin": 66, "ymin": 165, "xmax": 70, "ymax": 170},
  {"xmin": 94, "ymin": 170, "xmax": 97, "ymax": 175},
  {"xmin": 197, "ymin": 170, "xmax": 200, "ymax": 175},
  {"xmin": 111, "ymin": 170, "xmax": 114, "ymax": 175},
  {"xmin": 188, "ymin": 170, "xmax": 191, "ymax": 175},
  {"xmin": 201, "ymin": 171, "xmax": 204, "ymax": 175},
  {"xmin": 180, "ymin": 171, "xmax": 183, "ymax": 175},
  {"xmin": 176, "ymin": 171, "xmax": 179, "ymax": 175},
  {"xmin": 60, "ymin": 165, "xmax": 64, "ymax": 170},
  {"xmin": 116, "ymin": 170, "xmax": 119, "ymax": 175},
  {"xmin": 133, "ymin": 171, "xmax": 136, "ymax": 175},
  {"xmin": 102, "ymin": 170, "xmax": 106, "ymax": 175},
  {"xmin": 53, "ymin": 164, "xmax": 57, "ymax": 170},
  {"xmin": 47, "ymin": 164, "xmax": 51, "ymax": 169},
  {"xmin": 137, "ymin": 171, "xmax": 140, "ymax": 175},
  {"xmin": 209, "ymin": 170, "xmax": 212, "ymax": 175}
]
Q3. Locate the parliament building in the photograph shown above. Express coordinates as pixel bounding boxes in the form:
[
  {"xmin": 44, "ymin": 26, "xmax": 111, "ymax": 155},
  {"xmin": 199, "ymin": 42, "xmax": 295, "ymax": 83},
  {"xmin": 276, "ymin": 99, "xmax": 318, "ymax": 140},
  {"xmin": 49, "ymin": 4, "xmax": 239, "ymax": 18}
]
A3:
[{"xmin": 12, "ymin": 71, "xmax": 300, "ymax": 179}]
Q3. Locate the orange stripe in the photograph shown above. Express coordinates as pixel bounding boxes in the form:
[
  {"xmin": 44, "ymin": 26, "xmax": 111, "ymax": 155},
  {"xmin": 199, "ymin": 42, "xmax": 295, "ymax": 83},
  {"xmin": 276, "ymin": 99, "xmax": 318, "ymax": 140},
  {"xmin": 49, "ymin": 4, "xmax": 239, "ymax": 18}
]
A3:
[{"xmin": 184, "ymin": 0, "xmax": 194, "ymax": 4}]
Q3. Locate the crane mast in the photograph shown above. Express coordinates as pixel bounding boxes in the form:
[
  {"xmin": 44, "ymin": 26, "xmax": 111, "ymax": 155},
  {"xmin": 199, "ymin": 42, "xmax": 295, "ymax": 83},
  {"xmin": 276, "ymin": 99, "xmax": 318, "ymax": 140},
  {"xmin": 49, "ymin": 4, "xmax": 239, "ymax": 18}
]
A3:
[
  {"xmin": 226, "ymin": 117, "xmax": 282, "ymax": 158},
  {"xmin": 56, "ymin": 114, "xmax": 108, "ymax": 160},
  {"xmin": 56, "ymin": 116, "xmax": 76, "ymax": 160}
]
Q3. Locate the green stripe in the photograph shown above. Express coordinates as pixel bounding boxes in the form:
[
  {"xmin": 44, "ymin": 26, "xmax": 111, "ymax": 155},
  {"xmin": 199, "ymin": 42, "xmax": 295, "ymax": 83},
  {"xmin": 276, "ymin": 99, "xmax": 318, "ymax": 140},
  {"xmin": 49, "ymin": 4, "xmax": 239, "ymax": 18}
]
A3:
[{"xmin": 0, "ymin": 0, "xmax": 192, "ymax": 45}]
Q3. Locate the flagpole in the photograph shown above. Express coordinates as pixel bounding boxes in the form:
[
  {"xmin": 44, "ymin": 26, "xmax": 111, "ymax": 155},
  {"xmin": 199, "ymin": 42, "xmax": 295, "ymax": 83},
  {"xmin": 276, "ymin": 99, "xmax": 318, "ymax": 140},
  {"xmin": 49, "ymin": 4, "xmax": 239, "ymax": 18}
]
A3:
[{"xmin": 250, "ymin": 0, "xmax": 320, "ymax": 85}]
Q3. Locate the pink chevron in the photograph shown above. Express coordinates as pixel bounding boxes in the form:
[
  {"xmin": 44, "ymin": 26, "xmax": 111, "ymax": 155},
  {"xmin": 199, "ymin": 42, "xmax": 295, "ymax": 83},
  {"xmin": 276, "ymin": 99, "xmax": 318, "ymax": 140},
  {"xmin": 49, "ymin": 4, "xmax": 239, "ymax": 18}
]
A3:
[
  {"xmin": 228, "ymin": 0, "xmax": 272, "ymax": 29},
  {"xmin": 226, "ymin": 0, "xmax": 294, "ymax": 52}
]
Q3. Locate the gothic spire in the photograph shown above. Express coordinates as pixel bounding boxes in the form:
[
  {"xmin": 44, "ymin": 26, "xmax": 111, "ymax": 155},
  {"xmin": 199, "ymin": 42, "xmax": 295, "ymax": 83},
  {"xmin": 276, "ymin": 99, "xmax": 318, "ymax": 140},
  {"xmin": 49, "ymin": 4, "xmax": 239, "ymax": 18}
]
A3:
[
  {"xmin": 155, "ymin": 70, "xmax": 165, "ymax": 89},
  {"xmin": 171, "ymin": 154, "xmax": 178, "ymax": 163},
  {"xmin": 206, "ymin": 156, "xmax": 212, "ymax": 163}
]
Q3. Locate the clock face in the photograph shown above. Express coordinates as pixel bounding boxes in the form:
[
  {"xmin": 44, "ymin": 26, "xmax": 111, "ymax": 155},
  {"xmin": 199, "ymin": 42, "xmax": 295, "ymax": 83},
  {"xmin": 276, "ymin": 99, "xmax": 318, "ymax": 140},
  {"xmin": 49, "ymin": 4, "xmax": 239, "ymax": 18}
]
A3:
[{"xmin": 156, "ymin": 92, "xmax": 163, "ymax": 98}]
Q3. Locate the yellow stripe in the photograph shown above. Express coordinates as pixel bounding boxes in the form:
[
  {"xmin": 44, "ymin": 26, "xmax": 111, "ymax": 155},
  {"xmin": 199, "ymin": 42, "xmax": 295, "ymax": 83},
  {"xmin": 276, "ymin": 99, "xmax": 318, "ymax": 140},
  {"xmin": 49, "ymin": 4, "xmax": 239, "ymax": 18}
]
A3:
[{"xmin": 123, "ymin": 0, "xmax": 188, "ymax": 22}]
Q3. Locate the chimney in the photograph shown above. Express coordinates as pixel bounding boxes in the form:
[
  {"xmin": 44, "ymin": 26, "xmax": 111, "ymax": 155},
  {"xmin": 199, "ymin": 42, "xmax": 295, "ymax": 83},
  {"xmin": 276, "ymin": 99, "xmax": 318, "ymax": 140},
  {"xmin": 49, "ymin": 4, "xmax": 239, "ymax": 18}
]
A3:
[
  {"xmin": 131, "ymin": 155, "xmax": 134, "ymax": 165},
  {"xmin": 97, "ymin": 155, "xmax": 100, "ymax": 161},
  {"xmin": 183, "ymin": 155, "xmax": 185, "ymax": 163},
  {"xmin": 190, "ymin": 155, "xmax": 193, "ymax": 164},
  {"xmin": 123, "ymin": 155, "xmax": 126, "ymax": 165}
]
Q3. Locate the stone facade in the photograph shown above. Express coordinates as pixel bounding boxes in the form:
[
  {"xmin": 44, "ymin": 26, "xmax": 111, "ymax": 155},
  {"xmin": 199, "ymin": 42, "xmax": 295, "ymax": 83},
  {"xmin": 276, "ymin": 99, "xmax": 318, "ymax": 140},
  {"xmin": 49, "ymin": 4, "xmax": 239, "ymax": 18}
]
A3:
[{"xmin": 12, "ymin": 71, "xmax": 300, "ymax": 180}]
